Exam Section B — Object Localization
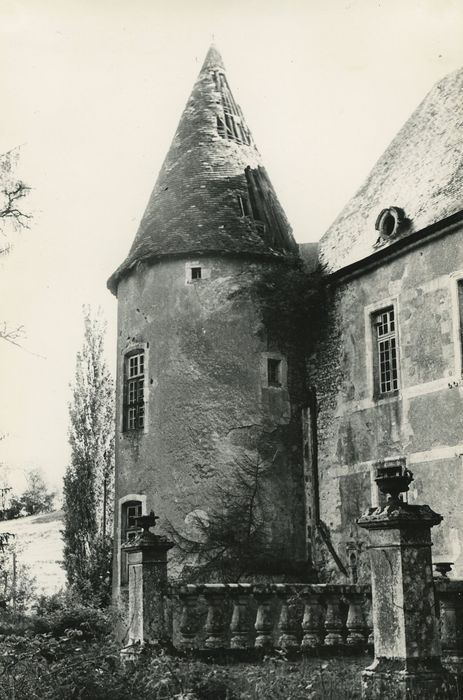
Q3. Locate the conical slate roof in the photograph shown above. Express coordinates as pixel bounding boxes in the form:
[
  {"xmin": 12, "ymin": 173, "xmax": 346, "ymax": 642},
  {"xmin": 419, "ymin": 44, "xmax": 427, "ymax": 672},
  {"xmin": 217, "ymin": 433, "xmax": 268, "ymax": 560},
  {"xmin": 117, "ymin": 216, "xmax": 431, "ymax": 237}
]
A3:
[
  {"xmin": 319, "ymin": 67, "xmax": 463, "ymax": 272},
  {"xmin": 108, "ymin": 45, "xmax": 298, "ymax": 294}
]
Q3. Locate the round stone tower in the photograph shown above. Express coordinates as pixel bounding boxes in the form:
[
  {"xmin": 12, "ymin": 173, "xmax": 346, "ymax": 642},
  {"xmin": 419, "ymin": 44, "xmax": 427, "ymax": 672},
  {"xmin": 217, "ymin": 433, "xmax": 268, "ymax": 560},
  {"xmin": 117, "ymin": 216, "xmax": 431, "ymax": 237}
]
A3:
[{"xmin": 108, "ymin": 46, "xmax": 309, "ymax": 599}]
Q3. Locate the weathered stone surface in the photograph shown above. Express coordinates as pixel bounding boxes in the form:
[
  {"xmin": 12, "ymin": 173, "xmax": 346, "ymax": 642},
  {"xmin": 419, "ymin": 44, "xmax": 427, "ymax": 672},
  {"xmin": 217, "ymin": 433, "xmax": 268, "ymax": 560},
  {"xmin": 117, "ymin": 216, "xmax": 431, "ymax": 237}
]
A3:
[
  {"xmin": 362, "ymin": 663, "xmax": 457, "ymax": 700},
  {"xmin": 111, "ymin": 44, "xmax": 308, "ymax": 605},
  {"xmin": 319, "ymin": 68, "xmax": 463, "ymax": 272},
  {"xmin": 311, "ymin": 222, "xmax": 463, "ymax": 580},
  {"xmin": 108, "ymin": 45, "xmax": 298, "ymax": 294},
  {"xmin": 358, "ymin": 493, "xmax": 457, "ymax": 698},
  {"xmin": 122, "ymin": 531, "xmax": 174, "ymax": 644},
  {"xmin": 112, "ymin": 255, "xmax": 308, "ymax": 598}
]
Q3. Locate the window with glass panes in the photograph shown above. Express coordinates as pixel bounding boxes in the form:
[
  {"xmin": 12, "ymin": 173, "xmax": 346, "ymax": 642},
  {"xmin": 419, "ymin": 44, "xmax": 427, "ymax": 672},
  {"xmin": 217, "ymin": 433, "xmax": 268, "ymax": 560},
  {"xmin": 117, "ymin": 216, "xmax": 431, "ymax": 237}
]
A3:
[
  {"xmin": 374, "ymin": 307, "xmax": 399, "ymax": 395},
  {"xmin": 124, "ymin": 351, "xmax": 145, "ymax": 431},
  {"xmin": 126, "ymin": 502, "xmax": 142, "ymax": 540},
  {"xmin": 120, "ymin": 500, "xmax": 143, "ymax": 584}
]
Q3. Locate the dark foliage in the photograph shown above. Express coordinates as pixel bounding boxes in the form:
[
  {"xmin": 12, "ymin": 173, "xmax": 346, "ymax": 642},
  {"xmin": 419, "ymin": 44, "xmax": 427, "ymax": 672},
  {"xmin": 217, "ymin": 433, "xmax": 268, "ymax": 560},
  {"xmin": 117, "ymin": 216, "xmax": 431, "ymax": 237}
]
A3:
[
  {"xmin": 166, "ymin": 451, "xmax": 302, "ymax": 583},
  {"xmin": 232, "ymin": 260, "xmax": 327, "ymax": 354},
  {"xmin": 0, "ymin": 620, "xmax": 365, "ymax": 699}
]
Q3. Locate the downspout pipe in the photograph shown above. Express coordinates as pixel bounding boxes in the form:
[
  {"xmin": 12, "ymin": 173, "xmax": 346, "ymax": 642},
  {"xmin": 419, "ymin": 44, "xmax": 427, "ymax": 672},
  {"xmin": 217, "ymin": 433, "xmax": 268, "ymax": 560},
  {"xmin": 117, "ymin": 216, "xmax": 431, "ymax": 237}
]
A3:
[{"xmin": 308, "ymin": 386, "xmax": 348, "ymax": 578}]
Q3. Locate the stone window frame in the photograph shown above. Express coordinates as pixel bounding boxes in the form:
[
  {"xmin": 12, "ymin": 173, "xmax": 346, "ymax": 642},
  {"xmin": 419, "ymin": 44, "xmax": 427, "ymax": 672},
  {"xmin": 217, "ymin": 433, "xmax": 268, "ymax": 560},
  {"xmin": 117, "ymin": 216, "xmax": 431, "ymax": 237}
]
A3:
[
  {"xmin": 364, "ymin": 297, "xmax": 401, "ymax": 402},
  {"xmin": 119, "ymin": 342, "xmax": 149, "ymax": 436},
  {"xmin": 260, "ymin": 351, "xmax": 287, "ymax": 390},
  {"xmin": 117, "ymin": 493, "xmax": 147, "ymax": 590},
  {"xmin": 449, "ymin": 269, "xmax": 463, "ymax": 379},
  {"xmin": 185, "ymin": 260, "xmax": 211, "ymax": 285}
]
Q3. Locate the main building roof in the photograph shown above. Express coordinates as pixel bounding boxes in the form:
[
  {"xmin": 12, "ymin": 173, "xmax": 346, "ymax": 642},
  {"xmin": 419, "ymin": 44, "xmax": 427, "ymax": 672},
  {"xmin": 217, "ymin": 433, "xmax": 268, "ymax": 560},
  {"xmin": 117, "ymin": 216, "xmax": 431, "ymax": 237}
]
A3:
[
  {"xmin": 108, "ymin": 45, "xmax": 298, "ymax": 294},
  {"xmin": 319, "ymin": 67, "xmax": 463, "ymax": 272}
]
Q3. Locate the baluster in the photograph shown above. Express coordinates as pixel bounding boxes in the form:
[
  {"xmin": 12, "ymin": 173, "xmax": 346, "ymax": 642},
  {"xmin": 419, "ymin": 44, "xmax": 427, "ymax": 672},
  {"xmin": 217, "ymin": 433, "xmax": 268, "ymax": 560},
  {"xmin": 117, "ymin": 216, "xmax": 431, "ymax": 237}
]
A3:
[
  {"xmin": 254, "ymin": 586, "xmax": 275, "ymax": 650},
  {"xmin": 230, "ymin": 584, "xmax": 252, "ymax": 649},
  {"xmin": 324, "ymin": 591, "xmax": 345, "ymax": 645},
  {"xmin": 178, "ymin": 586, "xmax": 200, "ymax": 650},
  {"xmin": 301, "ymin": 588, "xmax": 325, "ymax": 649},
  {"xmin": 203, "ymin": 585, "xmax": 227, "ymax": 649},
  {"xmin": 276, "ymin": 585, "xmax": 298, "ymax": 650},
  {"xmin": 345, "ymin": 589, "xmax": 367, "ymax": 647}
]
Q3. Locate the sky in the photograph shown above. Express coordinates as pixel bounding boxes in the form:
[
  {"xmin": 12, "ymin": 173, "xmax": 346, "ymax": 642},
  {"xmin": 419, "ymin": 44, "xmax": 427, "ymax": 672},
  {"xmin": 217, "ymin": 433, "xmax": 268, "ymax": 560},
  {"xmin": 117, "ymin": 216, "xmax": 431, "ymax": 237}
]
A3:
[{"xmin": 1, "ymin": 0, "xmax": 463, "ymax": 493}]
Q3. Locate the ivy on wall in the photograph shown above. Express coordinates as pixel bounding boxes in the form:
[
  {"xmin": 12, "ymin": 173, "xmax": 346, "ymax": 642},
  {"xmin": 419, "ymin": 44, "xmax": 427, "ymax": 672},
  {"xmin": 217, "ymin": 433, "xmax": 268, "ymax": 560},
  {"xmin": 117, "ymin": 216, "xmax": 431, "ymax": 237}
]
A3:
[{"xmin": 231, "ymin": 259, "xmax": 327, "ymax": 355}]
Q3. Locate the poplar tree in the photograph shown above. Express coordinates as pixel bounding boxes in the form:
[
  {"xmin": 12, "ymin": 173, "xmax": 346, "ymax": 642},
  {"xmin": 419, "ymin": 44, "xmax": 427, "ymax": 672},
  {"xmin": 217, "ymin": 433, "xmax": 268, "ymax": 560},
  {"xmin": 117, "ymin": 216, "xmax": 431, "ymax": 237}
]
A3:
[{"xmin": 63, "ymin": 308, "xmax": 115, "ymax": 604}]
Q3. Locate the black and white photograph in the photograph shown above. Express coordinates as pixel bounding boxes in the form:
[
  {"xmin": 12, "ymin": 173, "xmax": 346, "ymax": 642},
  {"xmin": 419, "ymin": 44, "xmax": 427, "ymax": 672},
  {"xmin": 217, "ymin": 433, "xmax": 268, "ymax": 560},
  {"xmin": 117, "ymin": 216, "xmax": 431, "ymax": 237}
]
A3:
[{"xmin": 1, "ymin": 1, "xmax": 463, "ymax": 697}]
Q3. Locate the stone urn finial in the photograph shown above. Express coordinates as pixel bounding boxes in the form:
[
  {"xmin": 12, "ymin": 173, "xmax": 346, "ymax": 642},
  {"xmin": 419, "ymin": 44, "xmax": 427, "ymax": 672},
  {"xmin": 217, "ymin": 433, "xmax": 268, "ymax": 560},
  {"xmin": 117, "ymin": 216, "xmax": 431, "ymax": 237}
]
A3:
[
  {"xmin": 135, "ymin": 509, "xmax": 160, "ymax": 534},
  {"xmin": 374, "ymin": 458, "xmax": 413, "ymax": 503},
  {"xmin": 434, "ymin": 561, "xmax": 453, "ymax": 579}
]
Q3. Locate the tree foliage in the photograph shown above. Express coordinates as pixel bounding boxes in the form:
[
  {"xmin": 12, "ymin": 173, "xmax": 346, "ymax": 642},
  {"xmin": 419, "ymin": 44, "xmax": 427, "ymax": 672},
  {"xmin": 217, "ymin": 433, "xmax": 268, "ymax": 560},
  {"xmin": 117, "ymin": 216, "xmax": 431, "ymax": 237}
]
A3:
[
  {"xmin": 247, "ymin": 261, "xmax": 327, "ymax": 354},
  {"xmin": 166, "ymin": 448, "xmax": 307, "ymax": 583},
  {"xmin": 63, "ymin": 308, "xmax": 115, "ymax": 604},
  {"xmin": 167, "ymin": 452, "xmax": 270, "ymax": 582},
  {"xmin": 7, "ymin": 469, "xmax": 55, "ymax": 519},
  {"xmin": 0, "ymin": 540, "xmax": 36, "ymax": 612}
]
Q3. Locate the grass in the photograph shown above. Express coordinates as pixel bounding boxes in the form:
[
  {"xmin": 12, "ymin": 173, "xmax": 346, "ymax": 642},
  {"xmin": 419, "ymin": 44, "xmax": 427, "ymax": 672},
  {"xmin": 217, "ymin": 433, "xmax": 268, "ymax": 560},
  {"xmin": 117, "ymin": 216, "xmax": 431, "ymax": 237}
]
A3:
[{"xmin": 0, "ymin": 630, "xmax": 370, "ymax": 700}]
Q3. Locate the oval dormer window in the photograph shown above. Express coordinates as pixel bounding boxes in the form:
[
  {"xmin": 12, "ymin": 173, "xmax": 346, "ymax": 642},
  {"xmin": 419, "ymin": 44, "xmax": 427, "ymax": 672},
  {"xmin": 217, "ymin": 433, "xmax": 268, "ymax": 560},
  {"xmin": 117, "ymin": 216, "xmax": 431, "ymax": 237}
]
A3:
[{"xmin": 375, "ymin": 207, "xmax": 405, "ymax": 240}]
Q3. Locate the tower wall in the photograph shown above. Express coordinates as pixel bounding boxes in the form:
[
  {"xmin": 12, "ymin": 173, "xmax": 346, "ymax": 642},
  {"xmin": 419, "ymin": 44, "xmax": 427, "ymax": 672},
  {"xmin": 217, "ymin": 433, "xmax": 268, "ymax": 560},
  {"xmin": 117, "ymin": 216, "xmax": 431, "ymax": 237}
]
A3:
[{"xmin": 113, "ymin": 254, "xmax": 307, "ymax": 596}]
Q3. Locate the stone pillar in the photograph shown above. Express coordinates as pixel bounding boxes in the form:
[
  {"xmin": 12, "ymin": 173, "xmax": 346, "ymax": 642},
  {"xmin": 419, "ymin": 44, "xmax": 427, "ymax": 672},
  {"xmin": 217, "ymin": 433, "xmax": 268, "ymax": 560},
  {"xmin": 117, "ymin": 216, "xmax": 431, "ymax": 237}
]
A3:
[
  {"xmin": 121, "ymin": 512, "xmax": 174, "ymax": 649},
  {"xmin": 357, "ymin": 461, "xmax": 457, "ymax": 699}
]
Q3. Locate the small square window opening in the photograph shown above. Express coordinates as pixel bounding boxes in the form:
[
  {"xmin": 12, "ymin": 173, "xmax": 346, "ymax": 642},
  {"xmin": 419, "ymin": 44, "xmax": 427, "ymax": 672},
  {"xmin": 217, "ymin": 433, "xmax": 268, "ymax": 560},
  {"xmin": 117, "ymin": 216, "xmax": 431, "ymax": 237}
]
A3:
[
  {"xmin": 267, "ymin": 358, "xmax": 281, "ymax": 386},
  {"xmin": 191, "ymin": 267, "xmax": 202, "ymax": 280}
]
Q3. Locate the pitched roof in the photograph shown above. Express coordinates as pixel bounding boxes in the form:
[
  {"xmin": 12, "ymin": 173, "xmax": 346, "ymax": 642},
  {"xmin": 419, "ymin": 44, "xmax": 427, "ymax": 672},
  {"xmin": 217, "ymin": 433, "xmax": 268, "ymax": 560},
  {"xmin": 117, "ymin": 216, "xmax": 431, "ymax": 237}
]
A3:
[
  {"xmin": 108, "ymin": 45, "xmax": 298, "ymax": 294},
  {"xmin": 319, "ymin": 67, "xmax": 463, "ymax": 272}
]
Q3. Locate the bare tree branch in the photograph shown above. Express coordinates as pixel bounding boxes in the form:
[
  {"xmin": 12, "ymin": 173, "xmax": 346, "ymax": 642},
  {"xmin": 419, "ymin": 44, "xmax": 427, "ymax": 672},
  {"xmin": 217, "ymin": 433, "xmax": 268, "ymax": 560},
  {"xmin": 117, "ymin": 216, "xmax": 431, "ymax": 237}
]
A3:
[
  {"xmin": 0, "ymin": 147, "xmax": 32, "ymax": 255},
  {"xmin": 0, "ymin": 182, "xmax": 31, "ymax": 227},
  {"xmin": 0, "ymin": 323, "xmax": 46, "ymax": 359}
]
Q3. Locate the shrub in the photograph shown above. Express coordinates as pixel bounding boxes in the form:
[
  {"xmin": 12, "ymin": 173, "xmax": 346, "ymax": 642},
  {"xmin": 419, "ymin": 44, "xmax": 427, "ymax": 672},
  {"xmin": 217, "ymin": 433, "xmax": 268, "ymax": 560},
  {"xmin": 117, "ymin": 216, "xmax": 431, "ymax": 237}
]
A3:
[
  {"xmin": 0, "ymin": 594, "xmax": 366, "ymax": 700},
  {"xmin": 31, "ymin": 590, "xmax": 111, "ymax": 640}
]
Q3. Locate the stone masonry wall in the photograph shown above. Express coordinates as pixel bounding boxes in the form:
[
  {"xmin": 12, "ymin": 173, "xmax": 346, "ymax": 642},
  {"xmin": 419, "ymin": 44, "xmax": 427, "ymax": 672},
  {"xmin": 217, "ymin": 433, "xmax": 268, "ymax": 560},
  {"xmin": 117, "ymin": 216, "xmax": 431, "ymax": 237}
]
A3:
[
  {"xmin": 113, "ymin": 254, "xmax": 307, "ymax": 596},
  {"xmin": 311, "ymin": 224, "xmax": 463, "ymax": 580}
]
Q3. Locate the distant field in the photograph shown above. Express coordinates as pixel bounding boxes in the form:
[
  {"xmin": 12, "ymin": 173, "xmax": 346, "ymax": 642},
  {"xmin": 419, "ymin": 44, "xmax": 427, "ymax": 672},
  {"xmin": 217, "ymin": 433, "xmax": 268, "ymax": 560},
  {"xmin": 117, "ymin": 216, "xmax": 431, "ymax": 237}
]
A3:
[{"xmin": 1, "ymin": 510, "xmax": 66, "ymax": 596}]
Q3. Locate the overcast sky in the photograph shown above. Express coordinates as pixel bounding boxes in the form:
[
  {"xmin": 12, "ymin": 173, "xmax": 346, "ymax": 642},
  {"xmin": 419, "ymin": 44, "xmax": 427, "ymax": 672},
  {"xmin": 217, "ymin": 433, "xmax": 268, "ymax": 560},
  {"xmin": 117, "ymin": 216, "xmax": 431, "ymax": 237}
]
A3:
[{"xmin": 1, "ymin": 0, "xmax": 463, "ymax": 492}]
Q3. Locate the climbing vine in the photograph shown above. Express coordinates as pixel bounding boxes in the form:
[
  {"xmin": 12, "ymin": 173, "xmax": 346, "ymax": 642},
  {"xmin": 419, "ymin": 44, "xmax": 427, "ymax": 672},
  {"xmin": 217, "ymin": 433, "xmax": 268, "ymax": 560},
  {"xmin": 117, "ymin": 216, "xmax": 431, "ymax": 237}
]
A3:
[{"xmin": 242, "ymin": 259, "xmax": 327, "ymax": 354}]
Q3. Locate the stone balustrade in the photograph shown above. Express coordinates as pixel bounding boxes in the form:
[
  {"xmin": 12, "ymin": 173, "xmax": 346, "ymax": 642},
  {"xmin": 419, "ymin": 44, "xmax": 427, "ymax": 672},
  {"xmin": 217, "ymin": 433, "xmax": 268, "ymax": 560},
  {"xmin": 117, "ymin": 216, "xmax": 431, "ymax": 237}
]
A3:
[
  {"xmin": 166, "ymin": 583, "xmax": 372, "ymax": 652},
  {"xmin": 120, "ymin": 514, "xmax": 463, "ymax": 675}
]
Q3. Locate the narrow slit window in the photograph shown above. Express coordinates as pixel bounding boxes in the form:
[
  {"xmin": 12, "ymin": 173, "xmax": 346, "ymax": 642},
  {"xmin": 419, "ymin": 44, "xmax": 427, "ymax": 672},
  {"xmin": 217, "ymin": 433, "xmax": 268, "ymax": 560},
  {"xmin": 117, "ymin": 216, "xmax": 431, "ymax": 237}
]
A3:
[
  {"xmin": 373, "ymin": 307, "xmax": 399, "ymax": 395},
  {"xmin": 191, "ymin": 267, "xmax": 202, "ymax": 280},
  {"xmin": 124, "ymin": 351, "xmax": 145, "ymax": 431},
  {"xmin": 267, "ymin": 358, "xmax": 281, "ymax": 386}
]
